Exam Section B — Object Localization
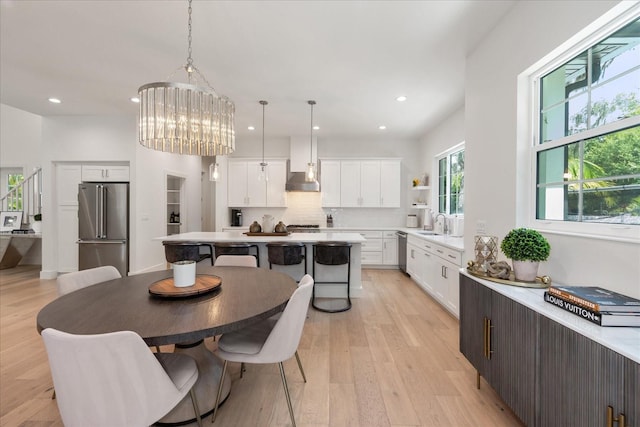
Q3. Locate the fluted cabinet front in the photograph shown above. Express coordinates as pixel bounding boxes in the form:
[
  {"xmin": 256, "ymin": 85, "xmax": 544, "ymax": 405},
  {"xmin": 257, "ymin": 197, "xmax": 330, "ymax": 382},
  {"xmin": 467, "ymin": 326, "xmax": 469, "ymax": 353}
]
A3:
[
  {"xmin": 459, "ymin": 274, "xmax": 537, "ymax": 427},
  {"xmin": 539, "ymin": 317, "xmax": 634, "ymax": 427}
]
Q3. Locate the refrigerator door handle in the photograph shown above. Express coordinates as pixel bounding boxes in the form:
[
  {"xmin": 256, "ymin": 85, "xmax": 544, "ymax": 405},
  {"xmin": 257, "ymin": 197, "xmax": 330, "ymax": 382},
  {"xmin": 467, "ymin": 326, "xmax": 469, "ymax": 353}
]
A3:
[
  {"xmin": 77, "ymin": 239, "xmax": 127, "ymax": 244},
  {"xmin": 98, "ymin": 184, "xmax": 107, "ymax": 239}
]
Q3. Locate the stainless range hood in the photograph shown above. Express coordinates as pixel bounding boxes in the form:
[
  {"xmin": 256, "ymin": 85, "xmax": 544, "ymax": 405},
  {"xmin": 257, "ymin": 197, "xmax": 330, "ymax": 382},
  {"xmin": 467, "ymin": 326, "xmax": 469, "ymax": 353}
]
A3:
[
  {"xmin": 286, "ymin": 136, "xmax": 320, "ymax": 192},
  {"xmin": 286, "ymin": 171, "xmax": 320, "ymax": 192}
]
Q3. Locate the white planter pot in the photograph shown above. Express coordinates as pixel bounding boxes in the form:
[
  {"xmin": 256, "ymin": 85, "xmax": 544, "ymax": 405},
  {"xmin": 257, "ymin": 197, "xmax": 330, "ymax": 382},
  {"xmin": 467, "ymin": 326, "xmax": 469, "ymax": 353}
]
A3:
[
  {"xmin": 31, "ymin": 221, "xmax": 42, "ymax": 233},
  {"xmin": 512, "ymin": 260, "xmax": 539, "ymax": 282}
]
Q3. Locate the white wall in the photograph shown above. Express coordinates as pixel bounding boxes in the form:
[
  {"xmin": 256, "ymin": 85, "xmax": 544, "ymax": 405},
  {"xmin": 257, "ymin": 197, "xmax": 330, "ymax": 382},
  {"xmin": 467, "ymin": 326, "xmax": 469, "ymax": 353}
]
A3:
[
  {"xmin": 0, "ymin": 104, "xmax": 42, "ymax": 174},
  {"xmin": 464, "ymin": 0, "xmax": 639, "ymax": 297}
]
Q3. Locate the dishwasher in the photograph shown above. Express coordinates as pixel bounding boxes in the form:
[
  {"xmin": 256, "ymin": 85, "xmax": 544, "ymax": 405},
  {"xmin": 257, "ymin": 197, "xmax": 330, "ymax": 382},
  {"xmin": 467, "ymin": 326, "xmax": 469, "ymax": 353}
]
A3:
[{"xmin": 396, "ymin": 231, "xmax": 408, "ymax": 274}]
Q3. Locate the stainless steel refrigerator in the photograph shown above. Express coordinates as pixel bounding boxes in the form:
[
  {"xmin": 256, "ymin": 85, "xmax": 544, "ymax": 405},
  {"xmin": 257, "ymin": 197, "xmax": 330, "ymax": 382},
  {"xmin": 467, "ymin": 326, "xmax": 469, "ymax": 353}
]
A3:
[{"xmin": 78, "ymin": 182, "xmax": 129, "ymax": 276}]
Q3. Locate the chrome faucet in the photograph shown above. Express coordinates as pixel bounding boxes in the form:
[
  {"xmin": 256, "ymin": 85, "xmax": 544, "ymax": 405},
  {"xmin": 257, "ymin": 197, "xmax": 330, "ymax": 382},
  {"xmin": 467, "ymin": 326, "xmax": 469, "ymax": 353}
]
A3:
[{"xmin": 434, "ymin": 213, "xmax": 448, "ymax": 234}]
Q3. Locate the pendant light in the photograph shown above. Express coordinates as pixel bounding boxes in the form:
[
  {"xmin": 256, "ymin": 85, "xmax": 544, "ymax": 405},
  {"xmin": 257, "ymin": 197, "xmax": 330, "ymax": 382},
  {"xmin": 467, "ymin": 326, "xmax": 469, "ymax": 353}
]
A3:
[
  {"xmin": 138, "ymin": 0, "xmax": 235, "ymax": 156},
  {"xmin": 209, "ymin": 162, "xmax": 220, "ymax": 181},
  {"xmin": 258, "ymin": 100, "xmax": 269, "ymax": 182},
  {"xmin": 306, "ymin": 100, "xmax": 316, "ymax": 182}
]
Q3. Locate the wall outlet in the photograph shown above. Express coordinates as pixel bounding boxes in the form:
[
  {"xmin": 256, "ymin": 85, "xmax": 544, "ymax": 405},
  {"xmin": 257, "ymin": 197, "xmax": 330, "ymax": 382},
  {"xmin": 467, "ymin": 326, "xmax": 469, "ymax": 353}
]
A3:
[{"xmin": 476, "ymin": 220, "xmax": 486, "ymax": 235}]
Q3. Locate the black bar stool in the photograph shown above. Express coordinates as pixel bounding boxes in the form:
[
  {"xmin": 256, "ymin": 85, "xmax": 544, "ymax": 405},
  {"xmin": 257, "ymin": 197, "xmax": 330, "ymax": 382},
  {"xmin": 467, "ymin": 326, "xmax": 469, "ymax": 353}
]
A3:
[
  {"xmin": 213, "ymin": 242, "xmax": 260, "ymax": 267},
  {"xmin": 266, "ymin": 242, "xmax": 306, "ymax": 282},
  {"xmin": 162, "ymin": 241, "xmax": 214, "ymax": 265},
  {"xmin": 312, "ymin": 242, "xmax": 352, "ymax": 312}
]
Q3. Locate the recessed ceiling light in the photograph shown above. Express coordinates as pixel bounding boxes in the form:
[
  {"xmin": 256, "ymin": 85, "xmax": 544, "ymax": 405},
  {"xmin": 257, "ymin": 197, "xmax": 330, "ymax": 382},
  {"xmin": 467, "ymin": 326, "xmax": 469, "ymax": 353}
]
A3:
[
  {"xmin": 130, "ymin": 97, "xmax": 140, "ymax": 103},
  {"xmin": 313, "ymin": 126, "xmax": 319, "ymax": 130},
  {"xmin": 396, "ymin": 96, "xmax": 407, "ymax": 102},
  {"xmin": 378, "ymin": 125, "xmax": 387, "ymax": 130},
  {"xmin": 48, "ymin": 97, "xmax": 61, "ymax": 104},
  {"xmin": 248, "ymin": 126, "xmax": 255, "ymax": 131}
]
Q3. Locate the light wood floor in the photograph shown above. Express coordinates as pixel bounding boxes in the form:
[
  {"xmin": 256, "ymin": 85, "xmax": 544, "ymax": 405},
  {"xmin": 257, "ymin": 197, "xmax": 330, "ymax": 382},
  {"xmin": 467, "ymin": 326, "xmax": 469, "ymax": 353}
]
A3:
[{"xmin": 0, "ymin": 265, "xmax": 524, "ymax": 426}]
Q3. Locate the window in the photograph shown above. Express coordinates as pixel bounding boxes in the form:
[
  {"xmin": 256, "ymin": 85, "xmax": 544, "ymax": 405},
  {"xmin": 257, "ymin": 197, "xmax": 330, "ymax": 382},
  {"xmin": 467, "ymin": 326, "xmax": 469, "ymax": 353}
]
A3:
[
  {"xmin": 535, "ymin": 16, "xmax": 640, "ymax": 229},
  {"xmin": 6, "ymin": 173, "xmax": 24, "ymax": 210},
  {"xmin": 437, "ymin": 144, "xmax": 464, "ymax": 215}
]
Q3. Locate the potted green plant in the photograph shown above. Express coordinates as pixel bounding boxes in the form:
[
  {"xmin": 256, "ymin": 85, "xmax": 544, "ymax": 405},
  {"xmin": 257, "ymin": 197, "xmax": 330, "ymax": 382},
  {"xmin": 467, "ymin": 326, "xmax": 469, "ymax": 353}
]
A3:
[
  {"xmin": 31, "ymin": 213, "xmax": 42, "ymax": 233},
  {"xmin": 500, "ymin": 228, "xmax": 550, "ymax": 281}
]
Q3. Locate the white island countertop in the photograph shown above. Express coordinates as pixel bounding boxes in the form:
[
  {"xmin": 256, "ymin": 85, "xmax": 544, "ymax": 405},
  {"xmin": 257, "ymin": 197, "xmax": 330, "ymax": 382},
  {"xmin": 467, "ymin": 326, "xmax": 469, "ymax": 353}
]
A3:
[{"xmin": 156, "ymin": 231, "xmax": 366, "ymax": 244}]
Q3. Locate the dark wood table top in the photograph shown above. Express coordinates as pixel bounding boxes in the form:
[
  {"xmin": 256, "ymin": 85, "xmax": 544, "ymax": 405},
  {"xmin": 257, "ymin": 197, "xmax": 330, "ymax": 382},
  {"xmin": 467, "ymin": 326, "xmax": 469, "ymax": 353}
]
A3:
[{"xmin": 37, "ymin": 266, "xmax": 297, "ymax": 346}]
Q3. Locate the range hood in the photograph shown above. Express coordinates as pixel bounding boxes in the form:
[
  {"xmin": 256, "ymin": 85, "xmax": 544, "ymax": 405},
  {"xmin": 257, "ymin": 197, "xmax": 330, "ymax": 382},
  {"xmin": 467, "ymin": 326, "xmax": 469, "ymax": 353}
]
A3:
[
  {"xmin": 285, "ymin": 171, "xmax": 320, "ymax": 192},
  {"xmin": 285, "ymin": 136, "xmax": 320, "ymax": 192}
]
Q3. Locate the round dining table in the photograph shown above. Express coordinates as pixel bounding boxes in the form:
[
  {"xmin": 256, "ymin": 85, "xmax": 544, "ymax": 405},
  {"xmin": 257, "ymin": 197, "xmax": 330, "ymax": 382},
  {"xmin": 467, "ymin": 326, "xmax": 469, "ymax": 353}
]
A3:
[{"xmin": 37, "ymin": 265, "xmax": 298, "ymax": 424}]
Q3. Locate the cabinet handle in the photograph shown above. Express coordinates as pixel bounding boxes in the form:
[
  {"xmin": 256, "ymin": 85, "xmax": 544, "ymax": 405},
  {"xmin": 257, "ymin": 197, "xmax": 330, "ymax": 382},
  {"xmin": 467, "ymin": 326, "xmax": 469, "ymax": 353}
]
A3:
[
  {"xmin": 483, "ymin": 317, "xmax": 493, "ymax": 360},
  {"xmin": 437, "ymin": 249, "xmax": 444, "ymax": 254},
  {"xmin": 607, "ymin": 406, "xmax": 626, "ymax": 427},
  {"xmin": 105, "ymin": 169, "xmax": 109, "ymax": 178},
  {"xmin": 443, "ymin": 266, "xmax": 447, "ymax": 279},
  {"xmin": 448, "ymin": 254, "xmax": 456, "ymax": 260}
]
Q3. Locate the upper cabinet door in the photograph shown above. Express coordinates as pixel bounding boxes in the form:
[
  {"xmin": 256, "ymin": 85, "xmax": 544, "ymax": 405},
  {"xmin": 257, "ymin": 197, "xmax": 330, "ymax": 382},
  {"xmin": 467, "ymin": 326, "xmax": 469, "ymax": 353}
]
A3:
[
  {"xmin": 227, "ymin": 161, "xmax": 249, "ymax": 207},
  {"xmin": 266, "ymin": 160, "xmax": 287, "ymax": 207},
  {"xmin": 359, "ymin": 161, "xmax": 381, "ymax": 207},
  {"xmin": 246, "ymin": 161, "xmax": 267, "ymax": 207},
  {"xmin": 81, "ymin": 165, "xmax": 129, "ymax": 182},
  {"xmin": 340, "ymin": 161, "xmax": 361, "ymax": 207},
  {"xmin": 320, "ymin": 160, "xmax": 341, "ymax": 207},
  {"xmin": 380, "ymin": 160, "xmax": 401, "ymax": 207}
]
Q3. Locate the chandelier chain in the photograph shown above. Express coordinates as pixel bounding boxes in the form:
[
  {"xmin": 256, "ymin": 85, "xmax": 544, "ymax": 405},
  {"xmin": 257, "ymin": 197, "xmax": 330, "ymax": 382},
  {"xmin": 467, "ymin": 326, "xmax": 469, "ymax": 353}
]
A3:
[{"xmin": 186, "ymin": 0, "xmax": 193, "ymax": 71}]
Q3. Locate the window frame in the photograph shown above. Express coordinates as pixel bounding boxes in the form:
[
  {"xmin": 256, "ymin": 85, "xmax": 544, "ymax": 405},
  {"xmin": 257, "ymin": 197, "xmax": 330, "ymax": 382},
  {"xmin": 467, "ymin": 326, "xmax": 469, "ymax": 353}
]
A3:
[
  {"xmin": 525, "ymin": 6, "xmax": 640, "ymax": 243},
  {"xmin": 435, "ymin": 142, "xmax": 465, "ymax": 216}
]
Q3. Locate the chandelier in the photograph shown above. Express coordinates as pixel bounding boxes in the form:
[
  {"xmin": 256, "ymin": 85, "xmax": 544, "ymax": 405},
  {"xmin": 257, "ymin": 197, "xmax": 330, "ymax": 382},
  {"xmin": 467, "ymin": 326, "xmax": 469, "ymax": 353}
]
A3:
[{"xmin": 138, "ymin": 0, "xmax": 235, "ymax": 156}]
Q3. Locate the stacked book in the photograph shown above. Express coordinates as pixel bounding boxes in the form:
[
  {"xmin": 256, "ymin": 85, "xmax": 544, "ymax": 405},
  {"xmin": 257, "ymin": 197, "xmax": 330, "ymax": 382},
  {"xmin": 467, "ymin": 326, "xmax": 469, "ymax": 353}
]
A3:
[{"xmin": 544, "ymin": 286, "xmax": 640, "ymax": 327}]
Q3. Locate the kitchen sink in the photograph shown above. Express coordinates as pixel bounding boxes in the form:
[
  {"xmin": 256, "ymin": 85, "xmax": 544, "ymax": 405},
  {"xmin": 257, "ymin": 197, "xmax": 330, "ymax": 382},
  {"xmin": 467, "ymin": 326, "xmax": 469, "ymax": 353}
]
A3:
[{"xmin": 416, "ymin": 230, "xmax": 437, "ymax": 235}]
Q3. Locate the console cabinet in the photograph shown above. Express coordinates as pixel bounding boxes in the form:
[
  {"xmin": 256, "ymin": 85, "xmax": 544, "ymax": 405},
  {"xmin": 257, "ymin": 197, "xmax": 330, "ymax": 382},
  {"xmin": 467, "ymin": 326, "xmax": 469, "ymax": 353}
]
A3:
[
  {"xmin": 460, "ymin": 273, "xmax": 639, "ymax": 427},
  {"xmin": 459, "ymin": 274, "xmax": 537, "ymax": 426}
]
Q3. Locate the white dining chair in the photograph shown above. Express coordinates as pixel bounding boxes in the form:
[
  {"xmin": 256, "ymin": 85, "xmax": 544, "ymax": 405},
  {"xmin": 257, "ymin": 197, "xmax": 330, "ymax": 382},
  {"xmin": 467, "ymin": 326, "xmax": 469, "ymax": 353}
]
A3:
[
  {"xmin": 56, "ymin": 265, "xmax": 121, "ymax": 296},
  {"xmin": 212, "ymin": 274, "xmax": 314, "ymax": 426},
  {"xmin": 213, "ymin": 255, "xmax": 258, "ymax": 267},
  {"xmin": 41, "ymin": 328, "xmax": 203, "ymax": 427},
  {"xmin": 51, "ymin": 265, "xmax": 125, "ymax": 399}
]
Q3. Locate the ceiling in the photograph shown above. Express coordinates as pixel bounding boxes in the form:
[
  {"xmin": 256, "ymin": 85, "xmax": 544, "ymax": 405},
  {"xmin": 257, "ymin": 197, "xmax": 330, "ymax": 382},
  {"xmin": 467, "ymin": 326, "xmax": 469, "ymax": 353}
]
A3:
[{"xmin": 0, "ymin": 0, "xmax": 515, "ymax": 140}]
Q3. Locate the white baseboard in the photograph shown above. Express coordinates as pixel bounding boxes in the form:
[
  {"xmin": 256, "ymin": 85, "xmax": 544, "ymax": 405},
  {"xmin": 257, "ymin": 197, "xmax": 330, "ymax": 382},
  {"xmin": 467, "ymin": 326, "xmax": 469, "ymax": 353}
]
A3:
[{"xmin": 40, "ymin": 270, "xmax": 58, "ymax": 280}]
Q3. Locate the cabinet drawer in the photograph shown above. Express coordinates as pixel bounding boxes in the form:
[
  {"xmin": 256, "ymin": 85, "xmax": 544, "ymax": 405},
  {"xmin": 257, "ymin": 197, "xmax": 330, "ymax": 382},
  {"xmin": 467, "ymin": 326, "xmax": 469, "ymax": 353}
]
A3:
[
  {"xmin": 361, "ymin": 238, "xmax": 383, "ymax": 252},
  {"xmin": 361, "ymin": 251, "xmax": 383, "ymax": 264},
  {"xmin": 383, "ymin": 230, "xmax": 397, "ymax": 239},
  {"xmin": 358, "ymin": 230, "xmax": 383, "ymax": 239},
  {"xmin": 433, "ymin": 245, "xmax": 462, "ymax": 265}
]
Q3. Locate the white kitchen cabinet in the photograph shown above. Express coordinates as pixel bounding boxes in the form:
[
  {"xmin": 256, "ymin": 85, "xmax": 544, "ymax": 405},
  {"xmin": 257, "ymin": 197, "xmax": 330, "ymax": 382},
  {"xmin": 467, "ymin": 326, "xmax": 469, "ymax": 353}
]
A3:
[
  {"xmin": 81, "ymin": 164, "xmax": 129, "ymax": 182},
  {"xmin": 322, "ymin": 159, "xmax": 400, "ymax": 208},
  {"xmin": 227, "ymin": 160, "xmax": 286, "ymax": 207},
  {"xmin": 320, "ymin": 160, "xmax": 341, "ymax": 207},
  {"xmin": 407, "ymin": 234, "xmax": 462, "ymax": 317},
  {"xmin": 382, "ymin": 230, "xmax": 398, "ymax": 265},
  {"xmin": 56, "ymin": 164, "xmax": 81, "ymax": 272},
  {"xmin": 265, "ymin": 161, "xmax": 287, "ymax": 207},
  {"xmin": 380, "ymin": 160, "xmax": 401, "ymax": 207}
]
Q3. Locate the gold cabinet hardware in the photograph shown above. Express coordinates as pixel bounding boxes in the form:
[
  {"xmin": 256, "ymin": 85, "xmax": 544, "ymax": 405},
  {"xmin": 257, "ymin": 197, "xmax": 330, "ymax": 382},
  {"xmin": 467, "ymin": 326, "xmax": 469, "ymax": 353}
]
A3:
[
  {"xmin": 483, "ymin": 317, "xmax": 493, "ymax": 360},
  {"xmin": 607, "ymin": 405, "xmax": 626, "ymax": 427}
]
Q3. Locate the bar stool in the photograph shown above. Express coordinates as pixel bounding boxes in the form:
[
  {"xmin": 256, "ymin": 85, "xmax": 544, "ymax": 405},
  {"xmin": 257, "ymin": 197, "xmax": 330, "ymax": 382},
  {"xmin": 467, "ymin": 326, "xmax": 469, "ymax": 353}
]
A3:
[
  {"xmin": 312, "ymin": 242, "xmax": 352, "ymax": 312},
  {"xmin": 213, "ymin": 242, "xmax": 260, "ymax": 267},
  {"xmin": 266, "ymin": 242, "xmax": 306, "ymax": 282},
  {"xmin": 162, "ymin": 241, "xmax": 214, "ymax": 265}
]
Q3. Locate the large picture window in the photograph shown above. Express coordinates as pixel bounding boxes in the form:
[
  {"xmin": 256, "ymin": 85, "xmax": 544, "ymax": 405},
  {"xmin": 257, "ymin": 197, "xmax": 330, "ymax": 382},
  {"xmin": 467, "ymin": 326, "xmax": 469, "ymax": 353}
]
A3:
[
  {"xmin": 437, "ymin": 144, "xmax": 464, "ymax": 215},
  {"xmin": 535, "ymin": 17, "xmax": 640, "ymax": 227}
]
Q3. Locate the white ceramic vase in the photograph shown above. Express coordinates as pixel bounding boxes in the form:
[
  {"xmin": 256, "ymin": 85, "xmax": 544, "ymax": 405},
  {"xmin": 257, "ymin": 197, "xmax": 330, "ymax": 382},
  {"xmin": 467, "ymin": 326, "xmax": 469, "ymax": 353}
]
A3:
[{"xmin": 512, "ymin": 260, "xmax": 539, "ymax": 282}]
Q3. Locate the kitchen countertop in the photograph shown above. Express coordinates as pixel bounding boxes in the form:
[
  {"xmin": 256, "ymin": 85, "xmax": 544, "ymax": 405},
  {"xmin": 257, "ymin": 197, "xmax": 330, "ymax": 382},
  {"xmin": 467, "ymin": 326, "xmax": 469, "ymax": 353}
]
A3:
[
  {"xmin": 156, "ymin": 231, "xmax": 366, "ymax": 244},
  {"xmin": 220, "ymin": 226, "xmax": 464, "ymax": 251}
]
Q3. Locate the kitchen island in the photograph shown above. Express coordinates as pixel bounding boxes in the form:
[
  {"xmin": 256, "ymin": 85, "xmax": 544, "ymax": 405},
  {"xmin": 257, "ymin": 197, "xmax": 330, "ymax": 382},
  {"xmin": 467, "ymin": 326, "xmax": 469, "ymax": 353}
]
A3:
[{"xmin": 156, "ymin": 231, "xmax": 366, "ymax": 298}]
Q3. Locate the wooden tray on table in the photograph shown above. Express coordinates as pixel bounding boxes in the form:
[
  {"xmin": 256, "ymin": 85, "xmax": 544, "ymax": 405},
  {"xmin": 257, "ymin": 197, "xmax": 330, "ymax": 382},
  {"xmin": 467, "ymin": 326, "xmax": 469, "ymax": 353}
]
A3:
[{"xmin": 148, "ymin": 274, "xmax": 222, "ymax": 298}]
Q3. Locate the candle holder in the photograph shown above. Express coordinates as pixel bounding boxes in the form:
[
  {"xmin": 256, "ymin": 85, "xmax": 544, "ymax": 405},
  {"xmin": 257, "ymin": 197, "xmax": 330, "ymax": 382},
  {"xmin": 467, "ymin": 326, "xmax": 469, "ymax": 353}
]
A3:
[{"xmin": 474, "ymin": 236, "xmax": 498, "ymax": 271}]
